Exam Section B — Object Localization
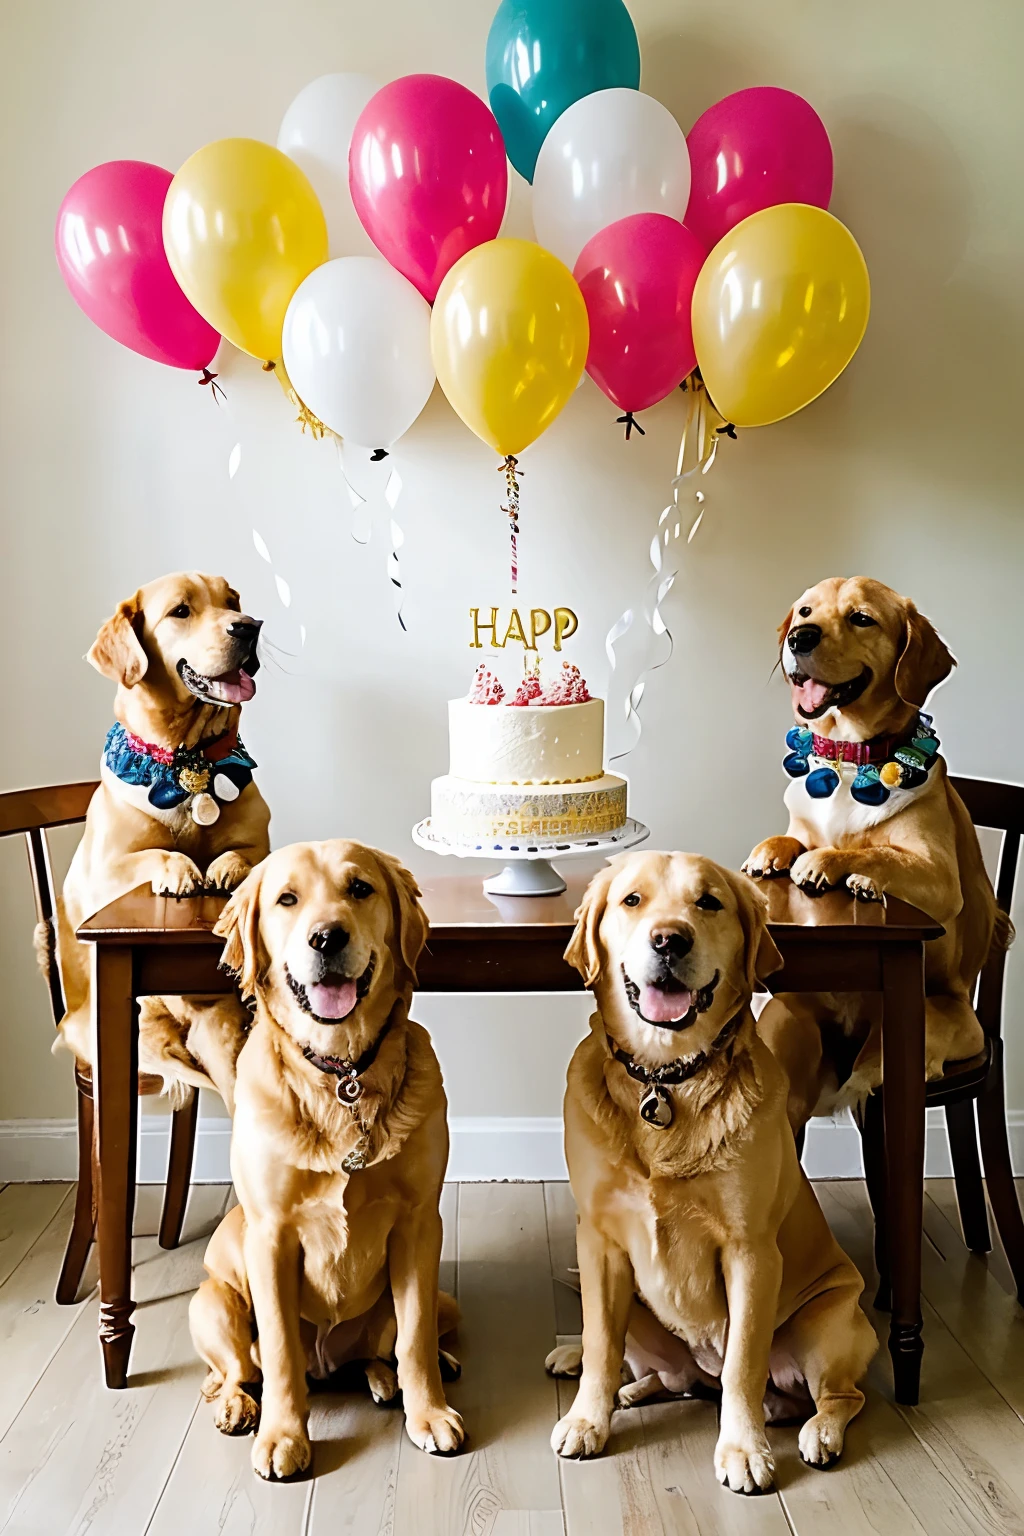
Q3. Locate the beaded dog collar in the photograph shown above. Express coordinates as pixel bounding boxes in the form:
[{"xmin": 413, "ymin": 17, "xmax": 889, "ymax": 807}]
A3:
[
  {"xmin": 782, "ymin": 712, "xmax": 939, "ymax": 806},
  {"xmin": 104, "ymin": 721, "xmax": 256, "ymax": 826}
]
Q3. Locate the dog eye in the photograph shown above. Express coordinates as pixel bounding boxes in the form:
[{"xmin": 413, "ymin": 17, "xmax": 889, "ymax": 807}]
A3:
[
  {"xmin": 349, "ymin": 878, "xmax": 374, "ymax": 900},
  {"xmin": 276, "ymin": 892, "xmax": 298, "ymax": 907},
  {"xmin": 622, "ymin": 892, "xmax": 641, "ymax": 908},
  {"xmin": 848, "ymin": 611, "xmax": 877, "ymax": 628},
  {"xmin": 169, "ymin": 603, "xmax": 190, "ymax": 619},
  {"xmin": 695, "ymin": 893, "xmax": 723, "ymax": 911},
  {"xmin": 798, "ymin": 605, "xmax": 812, "ymax": 618}
]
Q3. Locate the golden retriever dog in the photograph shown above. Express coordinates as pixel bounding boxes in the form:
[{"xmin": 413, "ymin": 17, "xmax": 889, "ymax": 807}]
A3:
[
  {"xmin": 54, "ymin": 571, "xmax": 271, "ymax": 1106},
  {"xmin": 546, "ymin": 851, "xmax": 876, "ymax": 1494},
  {"xmin": 743, "ymin": 576, "xmax": 1005, "ymax": 1112},
  {"xmin": 189, "ymin": 840, "xmax": 464, "ymax": 1481}
]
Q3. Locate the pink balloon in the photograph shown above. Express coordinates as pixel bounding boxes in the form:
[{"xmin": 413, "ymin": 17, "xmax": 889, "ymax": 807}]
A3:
[
  {"xmin": 685, "ymin": 87, "xmax": 833, "ymax": 253},
  {"xmin": 349, "ymin": 74, "xmax": 508, "ymax": 303},
  {"xmin": 574, "ymin": 213, "xmax": 706, "ymax": 414},
  {"xmin": 55, "ymin": 161, "xmax": 220, "ymax": 371}
]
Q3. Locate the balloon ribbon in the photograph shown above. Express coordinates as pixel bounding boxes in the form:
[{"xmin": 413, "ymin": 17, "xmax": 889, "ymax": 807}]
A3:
[
  {"xmin": 198, "ymin": 367, "xmax": 226, "ymax": 405},
  {"xmin": 616, "ymin": 411, "xmax": 646, "ymax": 440},
  {"xmin": 499, "ymin": 455, "xmax": 522, "ymax": 594}
]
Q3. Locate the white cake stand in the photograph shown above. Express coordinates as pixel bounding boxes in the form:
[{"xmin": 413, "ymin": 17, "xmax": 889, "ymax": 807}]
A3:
[{"xmin": 411, "ymin": 817, "xmax": 650, "ymax": 897}]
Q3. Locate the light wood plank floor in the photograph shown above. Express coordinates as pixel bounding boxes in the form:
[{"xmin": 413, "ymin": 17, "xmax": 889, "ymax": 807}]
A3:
[{"xmin": 0, "ymin": 1178, "xmax": 1021, "ymax": 1535}]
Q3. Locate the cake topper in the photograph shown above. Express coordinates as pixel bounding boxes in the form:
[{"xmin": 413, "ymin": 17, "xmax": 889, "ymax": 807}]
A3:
[{"xmin": 470, "ymin": 606, "xmax": 578, "ymax": 651}]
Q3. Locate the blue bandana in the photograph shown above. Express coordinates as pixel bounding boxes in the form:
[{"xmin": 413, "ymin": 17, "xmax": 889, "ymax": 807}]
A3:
[{"xmin": 104, "ymin": 722, "xmax": 256, "ymax": 812}]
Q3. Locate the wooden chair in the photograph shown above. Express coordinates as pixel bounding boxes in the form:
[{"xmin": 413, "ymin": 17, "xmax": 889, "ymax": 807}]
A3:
[
  {"xmin": 860, "ymin": 775, "xmax": 1024, "ymax": 1307},
  {"xmin": 0, "ymin": 783, "xmax": 200, "ymax": 1304}
]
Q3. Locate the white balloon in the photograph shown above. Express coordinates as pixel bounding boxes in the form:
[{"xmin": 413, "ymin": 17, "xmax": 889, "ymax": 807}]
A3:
[
  {"xmin": 283, "ymin": 257, "xmax": 435, "ymax": 449},
  {"xmin": 278, "ymin": 73, "xmax": 380, "ymax": 257},
  {"xmin": 532, "ymin": 89, "xmax": 692, "ymax": 270}
]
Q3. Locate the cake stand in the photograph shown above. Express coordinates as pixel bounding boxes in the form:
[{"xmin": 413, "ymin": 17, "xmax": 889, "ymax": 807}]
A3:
[{"xmin": 411, "ymin": 817, "xmax": 651, "ymax": 897}]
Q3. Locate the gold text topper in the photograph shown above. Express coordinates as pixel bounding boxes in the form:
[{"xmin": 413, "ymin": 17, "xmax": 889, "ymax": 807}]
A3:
[{"xmin": 470, "ymin": 606, "xmax": 578, "ymax": 651}]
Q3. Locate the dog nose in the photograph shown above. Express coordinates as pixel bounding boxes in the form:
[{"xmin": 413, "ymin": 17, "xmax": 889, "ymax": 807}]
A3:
[
  {"xmin": 227, "ymin": 618, "xmax": 262, "ymax": 644},
  {"xmin": 787, "ymin": 623, "xmax": 822, "ymax": 656},
  {"xmin": 309, "ymin": 925, "xmax": 349, "ymax": 956},
  {"xmin": 650, "ymin": 929, "xmax": 693, "ymax": 960}
]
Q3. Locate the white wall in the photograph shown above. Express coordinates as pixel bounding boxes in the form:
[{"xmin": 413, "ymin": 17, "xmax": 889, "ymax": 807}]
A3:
[{"xmin": 1, "ymin": 0, "xmax": 1022, "ymax": 1171}]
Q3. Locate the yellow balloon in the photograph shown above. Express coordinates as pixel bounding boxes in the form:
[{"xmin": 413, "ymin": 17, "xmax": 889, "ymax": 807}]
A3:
[
  {"xmin": 691, "ymin": 204, "xmax": 870, "ymax": 429},
  {"xmin": 164, "ymin": 138, "xmax": 328, "ymax": 362},
  {"xmin": 431, "ymin": 239, "xmax": 588, "ymax": 457}
]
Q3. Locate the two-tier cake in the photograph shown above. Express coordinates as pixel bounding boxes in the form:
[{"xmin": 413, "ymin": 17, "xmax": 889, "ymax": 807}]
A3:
[{"xmin": 429, "ymin": 662, "xmax": 628, "ymax": 844}]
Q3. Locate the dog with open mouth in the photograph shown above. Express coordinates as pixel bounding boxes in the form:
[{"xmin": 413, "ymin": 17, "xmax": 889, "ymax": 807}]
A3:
[
  {"xmin": 546, "ymin": 851, "xmax": 876, "ymax": 1494},
  {"xmin": 52, "ymin": 571, "xmax": 271, "ymax": 1107},
  {"xmin": 190, "ymin": 840, "xmax": 464, "ymax": 1482},
  {"xmin": 742, "ymin": 576, "xmax": 1008, "ymax": 1109}
]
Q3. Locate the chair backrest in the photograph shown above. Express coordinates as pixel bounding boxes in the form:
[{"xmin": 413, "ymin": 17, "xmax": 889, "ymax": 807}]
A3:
[
  {"xmin": 948, "ymin": 775, "xmax": 1023, "ymax": 1041},
  {"xmin": 0, "ymin": 782, "xmax": 98, "ymax": 1028}
]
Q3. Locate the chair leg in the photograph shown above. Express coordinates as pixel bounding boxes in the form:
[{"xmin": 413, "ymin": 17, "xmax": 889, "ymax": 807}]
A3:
[
  {"xmin": 945, "ymin": 1098, "xmax": 991, "ymax": 1253},
  {"xmin": 976, "ymin": 1041, "xmax": 1024, "ymax": 1302},
  {"xmin": 56, "ymin": 1086, "xmax": 96, "ymax": 1305},
  {"xmin": 859, "ymin": 1091, "xmax": 891, "ymax": 1312},
  {"xmin": 158, "ymin": 1091, "xmax": 198, "ymax": 1251}
]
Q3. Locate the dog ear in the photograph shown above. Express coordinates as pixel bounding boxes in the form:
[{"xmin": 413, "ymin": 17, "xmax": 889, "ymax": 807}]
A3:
[
  {"xmin": 374, "ymin": 850, "xmax": 430, "ymax": 984},
  {"xmin": 214, "ymin": 862, "xmax": 267, "ymax": 1001},
  {"xmin": 725, "ymin": 869, "xmax": 784, "ymax": 993},
  {"xmin": 87, "ymin": 593, "xmax": 148, "ymax": 688},
  {"xmin": 894, "ymin": 602, "xmax": 956, "ymax": 708},
  {"xmin": 565, "ymin": 865, "xmax": 614, "ymax": 986}
]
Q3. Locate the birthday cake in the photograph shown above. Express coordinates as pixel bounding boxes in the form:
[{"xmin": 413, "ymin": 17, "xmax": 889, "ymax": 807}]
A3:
[{"xmin": 430, "ymin": 662, "xmax": 628, "ymax": 845}]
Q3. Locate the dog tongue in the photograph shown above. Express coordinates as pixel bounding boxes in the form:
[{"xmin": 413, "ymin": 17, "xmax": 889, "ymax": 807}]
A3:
[
  {"xmin": 639, "ymin": 984, "xmax": 694, "ymax": 1024},
  {"xmin": 792, "ymin": 677, "xmax": 829, "ymax": 713},
  {"xmin": 213, "ymin": 668, "xmax": 256, "ymax": 704},
  {"xmin": 307, "ymin": 978, "xmax": 357, "ymax": 1020}
]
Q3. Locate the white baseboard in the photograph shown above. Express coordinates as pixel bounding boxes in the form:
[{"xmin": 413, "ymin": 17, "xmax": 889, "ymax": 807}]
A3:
[{"xmin": 1, "ymin": 1110, "xmax": 1022, "ymax": 1184}]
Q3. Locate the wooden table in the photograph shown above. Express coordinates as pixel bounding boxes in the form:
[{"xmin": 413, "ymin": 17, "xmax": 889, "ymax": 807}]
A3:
[{"xmin": 78, "ymin": 867, "xmax": 941, "ymax": 1403}]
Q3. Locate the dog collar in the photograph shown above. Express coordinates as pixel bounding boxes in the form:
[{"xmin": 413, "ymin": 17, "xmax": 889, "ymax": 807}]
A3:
[
  {"xmin": 609, "ymin": 1011, "xmax": 744, "ymax": 1130},
  {"xmin": 104, "ymin": 721, "xmax": 256, "ymax": 825},
  {"xmin": 301, "ymin": 1016, "xmax": 392, "ymax": 1106},
  {"xmin": 782, "ymin": 712, "xmax": 939, "ymax": 806}
]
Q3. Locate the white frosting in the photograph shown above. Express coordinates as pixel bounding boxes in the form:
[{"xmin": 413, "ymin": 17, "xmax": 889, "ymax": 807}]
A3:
[{"xmin": 448, "ymin": 698, "xmax": 605, "ymax": 784}]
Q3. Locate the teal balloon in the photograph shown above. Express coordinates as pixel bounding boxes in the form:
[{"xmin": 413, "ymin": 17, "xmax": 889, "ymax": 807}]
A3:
[{"xmin": 486, "ymin": 0, "xmax": 641, "ymax": 183}]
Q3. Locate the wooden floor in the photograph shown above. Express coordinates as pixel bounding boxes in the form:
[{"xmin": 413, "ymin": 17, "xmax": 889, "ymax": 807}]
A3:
[{"xmin": 0, "ymin": 1180, "xmax": 1022, "ymax": 1535}]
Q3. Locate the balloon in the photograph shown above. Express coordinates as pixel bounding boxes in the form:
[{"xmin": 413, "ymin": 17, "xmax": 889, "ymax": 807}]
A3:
[
  {"xmin": 282, "ymin": 257, "xmax": 434, "ymax": 448},
  {"xmin": 349, "ymin": 75, "xmax": 507, "ymax": 304},
  {"xmin": 55, "ymin": 161, "xmax": 219, "ymax": 370},
  {"xmin": 486, "ymin": 0, "xmax": 640, "ymax": 183},
  {"xmin": 574, "ymin": 214, "xmax": 706, "ymax": 413},
  {"xmin": 533, "ymin": 90, "xmax": 692, "ymax": 270},
  {"xmin": 431, "ymin": 238, "xmax": 588, "ymax": 456},
  {"xmin": 163, "ymin": 138, "xmax": 328, "ymax": 361},
  {"xmin": 278, "ymin": 73, "xmax": 381, "ymax": 257},
  {"xmin": 691, "ymin": 204, "xmax": 870, "ymax": 429},
  {"xmin": 685, "ymin": 87, "xmax": 833, "ymax": 252}
]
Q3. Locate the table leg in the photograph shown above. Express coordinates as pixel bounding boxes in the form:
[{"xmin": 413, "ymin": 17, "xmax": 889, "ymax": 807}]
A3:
[
  {"xmin": 92, "ymin": 944, "xmax": 138, "ymax": 1389},
  {"xmin": 881, "ymin": 940, "xmax": 926, "ymax": 1405}
]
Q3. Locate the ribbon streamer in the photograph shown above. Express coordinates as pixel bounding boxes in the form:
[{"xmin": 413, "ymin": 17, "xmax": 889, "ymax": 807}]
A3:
[
  {"xmin": 198, "ymin": 367, "xmax": 226, "ymax": 405},
  {"xmin": 499, "ymin": 454, "xmax": 522, "ymax": 594},
  {"xmin": 606, "ymin": 374, "xmax": 734, "ymax": 758}
]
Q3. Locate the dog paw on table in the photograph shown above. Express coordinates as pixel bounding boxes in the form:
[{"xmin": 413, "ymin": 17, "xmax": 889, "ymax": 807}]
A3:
[
  {"xmin": 743, "ymin": 837, "xmax": 805, "ymax": 878},
  {"xmin": 205, "ymin": 851, "xmax": 253, "ymax": 892},
  {"xmin": 153, "ymin": 853, "xmax": 204, "ymax": 897}
]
